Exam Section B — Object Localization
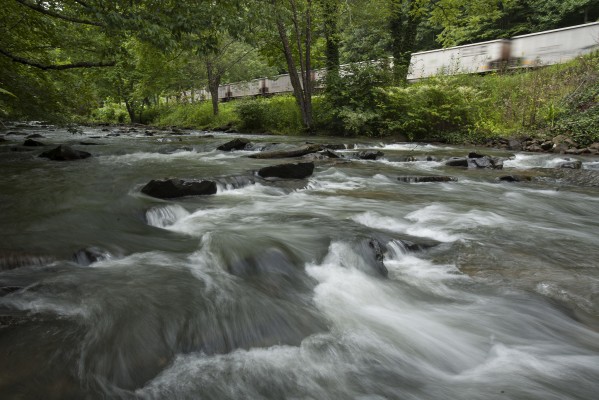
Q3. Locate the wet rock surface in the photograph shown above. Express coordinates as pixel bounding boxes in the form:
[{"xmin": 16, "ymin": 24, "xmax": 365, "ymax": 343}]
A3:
[
  {"xmin": 248, "ymin": 144, "xmax": 322, "ymax": 159},
  {"xmin": 217, "ymin": 138, "xmax": 251, "ymax": 151},
  {"xmin": 141, "ymin": 179, "xmax": 217, "ymax": 199},
  {"xmin": 258, "ymin": 162, "xmax": 315, "ymax": 179},
  {"xmin": 397, "ymin": 176, "xmax": 457, "ymax": 183},
  {"xmin": 39, "ymin": 145, "xmax": 91, "ymax": 161}
]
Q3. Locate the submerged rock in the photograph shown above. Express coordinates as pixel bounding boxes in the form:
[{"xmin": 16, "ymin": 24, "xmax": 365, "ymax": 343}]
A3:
[
  {"xmin": 141, "ymin": 179, "xmax": 217, "ymax": 199},
  {"xmin": 322, "ymin": 144, "xmax": 346, "ymax": 150},
  {"xmin": 0, "ymin": 253, "xmax": 56, "ymax": 271},
  {"xmin": 497, "ymin": 175, "xmax": 533, "ymax": 182},
  {"xmin": 258, "ymin": 162, "xmax": 315, "ymax": 179},
  {"xmin": 356, "ymin": 150, "xmax": 384, "ymax": 160},
  {"xmin": 39, "ymin": 145, "xmax": 91, "ymax": 161},
  {"xmin": 23, "ymin": 139, "xmax": 45, "ymax": 147},
  {"xmin": 26, "ymin": 133, "xmax": 44, "ymax": 139},
  {"xmin": 367, "ymin": 238, "xmax": 388, "ymax": 278},
  {"xmin": 397, "ymin": 175, "xmax": 457, "ymax": 183},
  {"xmin": 556, "ymin": 160, "xmax": 583, "ymax": 169},
  {"xmin": 73, "ymin": 247, "xmax": 113, "ymax": 266},
  {"xmin": 217, "ymin": 138, "xmax": 251, "ymax": 151},
  {"xmin": 248, "ymin": 144, "xmax": 322, "ymax": 159},
  {"xmin": 351, "ymin": 238, "xmax": 388, "ymax": 278}
]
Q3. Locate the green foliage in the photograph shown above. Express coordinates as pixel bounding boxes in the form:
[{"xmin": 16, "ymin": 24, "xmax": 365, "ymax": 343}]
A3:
[
  {"xmin": 379, "ymin": 79, "xmax": 488, "ymax": 140},
  {"xmin": 551, "ymin": 57, "xmax": 599, "ymax": 145},
  {"xmin": 319, "ymin": 61, "xmax": 393, "ymax": 136},
  {"xmin": 91, "ymin": 103, "xmax": 128, "ymax": 124},
  {"xmin": 235, "ymin": 95, "xmax": 304, "ymax": 134},
  {"xmin": 153, "ymin": 101, "xmax": 238, "ymax": 129}
]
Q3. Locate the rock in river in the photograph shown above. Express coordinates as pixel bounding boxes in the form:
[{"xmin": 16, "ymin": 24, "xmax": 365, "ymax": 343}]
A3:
[
  {"xmin": 248, "ymin": 144, "xmax": 322, "ymax": 159},
  {"xmin": 356, "ymin": 150, "xmax": 384, "ymax": 160},
  {"xmin": 141, "ymin": 179, "xmax": 217, "ymax": 199},
  {"xmin": 397, "ymin": 176, "xmax": 457, "ymax": 183},
  {"xmin": 258, "ymin": 162, "xmax": 315, "ymax": 179},
  {"xmin": 217, "ymin": 138, "xmax": 251, "ymax": 151},
  {"xmin": 39, "ymin": 145, "xmax": 91, "ymax": 161},
  {"xmin": 23, "ymin": 139, "xmax": 45, "ymax": 147}
]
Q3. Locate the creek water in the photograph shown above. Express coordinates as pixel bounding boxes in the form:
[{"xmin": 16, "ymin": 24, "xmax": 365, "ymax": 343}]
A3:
[{"xmin": 1, "ymin": 123, "xmax": 598, "ymax": 399}]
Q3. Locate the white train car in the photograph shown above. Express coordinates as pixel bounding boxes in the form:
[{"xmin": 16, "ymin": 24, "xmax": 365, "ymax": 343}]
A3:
[
  {"xmin": 228, "ymin": 78, "xmax": 266, "ymax": 99},
  {"xmin": 511, "ymin": 22, "xmax": 599, "ymax": 66},
  {"xmin": 407, "ymin": 39, "xmax": 510, "ymax": 80},
  {"xmin": 266, "ymin": 74, "xmax": 294, "ymax": 94}
]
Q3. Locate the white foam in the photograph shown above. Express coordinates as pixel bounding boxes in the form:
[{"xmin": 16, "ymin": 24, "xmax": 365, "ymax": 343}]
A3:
[{"xmin": 146, "ymin": 205, "xmax": 190, "ymax": 229}]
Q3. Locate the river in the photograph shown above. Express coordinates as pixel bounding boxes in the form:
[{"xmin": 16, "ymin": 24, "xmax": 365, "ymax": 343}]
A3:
[{"xmin": 1, "ymin": 123, "xmax": 598, "ymax": 399}]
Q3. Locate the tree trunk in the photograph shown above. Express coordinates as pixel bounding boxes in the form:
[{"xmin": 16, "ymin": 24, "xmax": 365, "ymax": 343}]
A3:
[
  {"xmin": 207, "ymin": 61, "xmax": 221, "ymax": 116},
  {"xmin": 320, "ymin": 0, "xmax": 340, "ymax": 73},
  {"xmin": 274, "ymin": 0, "xmax": 313, "ymax": 131},
  {"xmin": 124, "ymin": 100, "xmax": 136, "ymax": 124},
  {"xmin": 389, "ymin": 0, "xmax": 421, "ymax": 84}
]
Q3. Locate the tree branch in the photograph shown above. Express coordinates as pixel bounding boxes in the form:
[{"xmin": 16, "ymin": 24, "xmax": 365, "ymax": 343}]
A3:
[
  {"xmin": 15, "ymin": 0, "xmax": 104, "ymax": 27},
  {"xmin": 0, "ymin": 47, "xmax": 115, "ymax": 70}
]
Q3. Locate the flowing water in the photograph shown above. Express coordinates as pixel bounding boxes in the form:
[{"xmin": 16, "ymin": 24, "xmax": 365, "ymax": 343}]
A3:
[{"xmin": 1, "ymin": 123, "xmax": 598, "ymax": 399}]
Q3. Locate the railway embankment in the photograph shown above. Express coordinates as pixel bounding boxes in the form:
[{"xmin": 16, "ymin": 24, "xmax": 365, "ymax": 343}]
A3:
[{"xmin": 85, "ymin": 54, "xmax": 597, "ymax": 149}]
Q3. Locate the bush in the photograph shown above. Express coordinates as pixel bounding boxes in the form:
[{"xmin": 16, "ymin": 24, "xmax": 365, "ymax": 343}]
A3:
[
  {"xmin": 235, "ymin": 95, "xmax": 303, "ymax": 134},
  {"xmin": 235, "ymin": 98, "xmax": 270, "ymax": 130},
  {"xmin": 91, "ymin": 103, "xmax": 128, "ymax": 124},
  {"xmin": 379, "ymin": 79, "xmax": 489, "ymax": 141},
  {"xmin": 153, "ymin": 102, "xmax": 239, "ymax": 129}
]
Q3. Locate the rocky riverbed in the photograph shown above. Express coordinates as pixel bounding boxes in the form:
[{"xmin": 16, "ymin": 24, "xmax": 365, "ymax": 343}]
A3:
[{"xmin": 1, "ymin": 121, "xmax": 599, "ymax": 399}]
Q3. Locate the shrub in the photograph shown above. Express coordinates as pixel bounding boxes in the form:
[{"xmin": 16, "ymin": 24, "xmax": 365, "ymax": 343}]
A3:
[
  {"xmin": 377, "ymin": 79, "xmax": 489, "ymax": 141},
  {"xmin": 235, "ymin": 98, "xmax": 270, "ymax": 130}
]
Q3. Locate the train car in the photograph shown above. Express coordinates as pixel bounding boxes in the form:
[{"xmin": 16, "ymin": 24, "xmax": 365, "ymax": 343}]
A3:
[
  {"xmin": 511, "ymin": 22, "xmax": 599, "ymax": 67},
  {"xmin": 407, "ymin": 39, "xmax": 511, "ymax": 80},
  {"xmin": 265, "ymin": 74, "xmax": 294, "ymax": 94}
]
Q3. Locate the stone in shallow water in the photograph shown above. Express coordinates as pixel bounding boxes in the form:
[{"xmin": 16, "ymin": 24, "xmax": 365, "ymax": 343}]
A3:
[
  {"xmin": 258, "ymin": 162, "xmax": 315, "ymax": 179},
  {"xmin": 217, "ymin": 138, "xmax": 251, "ymax": 151},
  {"xmin": 39, "ymin": 145, "xmax": 91, "ymax": 161},
  {"xmin": 356, "ymin": 150, "xmax": 384, "ymax": 160},
  {"xmin": 141, "ymin": 179, "xmax": 217, "ymax": 199},
  {"xmin": 23, "ymin": 139, "xmax": 45, "ymax": 147},
  {"xmin": 397, "ymin": 176, "xmax": 457, "ymax": 183}
]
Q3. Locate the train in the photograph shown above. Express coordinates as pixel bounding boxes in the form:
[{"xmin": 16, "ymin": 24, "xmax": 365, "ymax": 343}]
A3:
[{"xmin": 187, "ymin": 21, "xmax": 599, "ymax": 102}]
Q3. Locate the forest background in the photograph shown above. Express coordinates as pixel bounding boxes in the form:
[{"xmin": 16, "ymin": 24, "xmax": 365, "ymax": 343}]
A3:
[{"xmin": 1, "ymin": 0, "xmax": 598, "ymax": 144}]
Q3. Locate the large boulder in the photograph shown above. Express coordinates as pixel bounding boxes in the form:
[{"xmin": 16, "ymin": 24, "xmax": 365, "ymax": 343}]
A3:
[
  {"xmin": 258, "ymin": 162, "xmax": 315, "ymax": 179},
  {"xmin": 39, "ymin": 145, "xmax": 91, "ymax": 161},
  {"xmin": 248, "ymin": 144, "xmax": 322, "ymax": 159},
  {"xmin": 141, "ymin": 179, "xmax": 217, "ymax": 199},
  {"xmin": 217, "ymin": 138, "xmax": 251, "ymax": 151}
]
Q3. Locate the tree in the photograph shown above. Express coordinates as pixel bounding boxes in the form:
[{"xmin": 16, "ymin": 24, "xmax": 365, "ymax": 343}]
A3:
[
  {"xmin": 269, "ymin": 0, "xmax": 316, "ymax": 131},
  {"xmin": 388, "ymin": 0, "xmax": 425, "ymax": 84}
]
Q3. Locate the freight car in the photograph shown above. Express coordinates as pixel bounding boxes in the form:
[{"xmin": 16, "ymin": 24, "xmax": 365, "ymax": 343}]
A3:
[
  {"xmin": 190, "ymin": 22, "xmax": 599, "ymax": 102},
  {"xmin": 408, "ymin": 21, "xmax": 599, "ymax": 80}
]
